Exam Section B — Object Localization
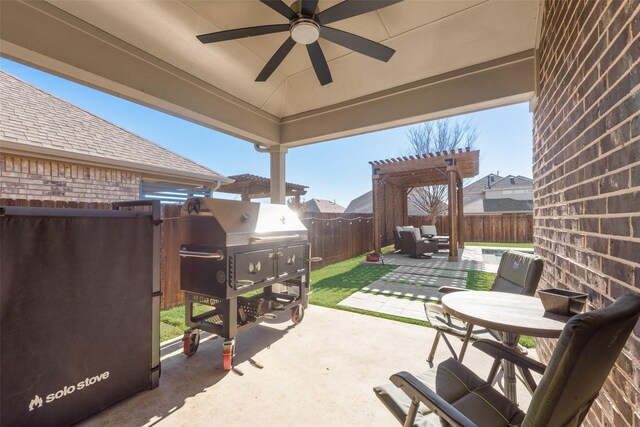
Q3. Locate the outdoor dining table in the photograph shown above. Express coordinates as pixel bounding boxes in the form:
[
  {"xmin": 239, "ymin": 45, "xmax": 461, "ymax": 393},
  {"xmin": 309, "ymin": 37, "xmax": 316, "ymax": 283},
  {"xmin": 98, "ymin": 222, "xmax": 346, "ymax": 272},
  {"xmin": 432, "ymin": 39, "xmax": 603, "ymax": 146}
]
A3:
[{"xmin": 441, "ymin": 290, "xmax": 571, "ymax": 404}]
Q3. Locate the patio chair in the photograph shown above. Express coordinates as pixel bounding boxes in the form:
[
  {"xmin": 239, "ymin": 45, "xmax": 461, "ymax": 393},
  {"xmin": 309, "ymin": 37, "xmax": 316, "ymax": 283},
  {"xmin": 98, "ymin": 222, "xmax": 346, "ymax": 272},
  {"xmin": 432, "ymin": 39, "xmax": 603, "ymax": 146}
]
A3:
[
  {"xmin": 400, "ymin": 230, "xmax": 439, "ymax": 258},
  {"xmin": 374, "ymin": 293, "xmax": 640, "ymax": 427},
  {"xmin": 420, "ymin": 225, "xmax": 449, "ymax": 249},
  {"xmin": 424, "ymin": 251, "xmax": 543, "ymax": 365}
]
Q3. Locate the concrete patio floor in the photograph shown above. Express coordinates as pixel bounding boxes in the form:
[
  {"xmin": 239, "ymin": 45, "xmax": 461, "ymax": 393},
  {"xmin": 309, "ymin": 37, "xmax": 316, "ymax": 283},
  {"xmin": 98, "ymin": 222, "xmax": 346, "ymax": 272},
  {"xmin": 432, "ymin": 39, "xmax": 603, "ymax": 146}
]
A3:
[{"xmin": 81, "ymin": 305, "xmax": 538, "ymax": 427}]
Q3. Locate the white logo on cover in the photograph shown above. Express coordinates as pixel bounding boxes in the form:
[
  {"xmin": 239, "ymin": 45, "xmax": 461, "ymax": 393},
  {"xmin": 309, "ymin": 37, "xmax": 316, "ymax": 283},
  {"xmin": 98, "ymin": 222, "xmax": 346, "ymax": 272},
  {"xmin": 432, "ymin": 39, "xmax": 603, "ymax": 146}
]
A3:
[
  {"xmin": 26, "ymin": 371, "xmax": 110, "ymax": 412},
  {"xmin": 29, "ymin": 395, "xmax": 43, "ymax": 411},
  {"xmin": 512, "ymin": 261, "xmax": 520, "ymax": 269}
]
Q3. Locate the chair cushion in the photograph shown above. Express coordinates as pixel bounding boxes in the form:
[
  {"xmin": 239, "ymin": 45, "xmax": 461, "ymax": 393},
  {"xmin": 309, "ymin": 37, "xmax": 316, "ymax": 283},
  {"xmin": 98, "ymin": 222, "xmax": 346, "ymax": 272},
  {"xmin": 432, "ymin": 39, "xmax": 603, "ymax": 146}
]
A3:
[
  {"xmin": 374, "ymin": 371, "xmax": 440, "ymax": 427},
  {"xmin": 436, "ymin": 359, "xmax": 525, "ymax": 426},
  {"xmin": 375, "ymin": 358, "xmax": 525, "ymax": 427},
  {"xmin": 421, "ymin": 225, "xmax": 437, "ymax": 236},
  {"xmin": 492, "ymin": 251, "xmax": 542, "ymax": 296}
]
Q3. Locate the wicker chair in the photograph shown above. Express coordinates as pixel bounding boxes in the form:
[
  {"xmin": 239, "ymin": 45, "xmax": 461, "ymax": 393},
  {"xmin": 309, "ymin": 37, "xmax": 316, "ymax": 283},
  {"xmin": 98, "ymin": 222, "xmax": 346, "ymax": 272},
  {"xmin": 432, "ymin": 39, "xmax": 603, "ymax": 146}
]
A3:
[{"xmin": 399, "ymin": 230, "xmax": 438, "ymax": 258}]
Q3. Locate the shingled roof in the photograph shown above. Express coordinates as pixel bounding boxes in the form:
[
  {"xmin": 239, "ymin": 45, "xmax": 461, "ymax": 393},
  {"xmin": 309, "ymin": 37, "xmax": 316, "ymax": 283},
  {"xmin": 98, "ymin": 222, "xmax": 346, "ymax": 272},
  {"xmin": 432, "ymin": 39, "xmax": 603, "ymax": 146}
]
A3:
[{"xmin": 0, "ymin": 71, "xmax": 231, "ymax": 186}]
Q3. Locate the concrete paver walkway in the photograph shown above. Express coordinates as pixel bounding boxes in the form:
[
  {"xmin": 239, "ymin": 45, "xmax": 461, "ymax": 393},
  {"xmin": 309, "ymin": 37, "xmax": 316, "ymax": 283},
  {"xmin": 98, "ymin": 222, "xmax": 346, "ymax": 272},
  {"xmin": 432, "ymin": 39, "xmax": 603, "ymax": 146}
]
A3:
[{"xmin": 344, "ymin": 247, "xmax": 528, "ymax": 321}]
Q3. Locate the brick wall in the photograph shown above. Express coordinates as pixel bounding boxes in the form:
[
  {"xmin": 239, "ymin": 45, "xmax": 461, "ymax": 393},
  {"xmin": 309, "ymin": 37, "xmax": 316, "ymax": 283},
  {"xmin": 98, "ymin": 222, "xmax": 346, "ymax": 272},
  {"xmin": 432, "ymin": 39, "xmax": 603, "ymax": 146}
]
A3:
[
  {"xmin": 0, "ymin": 154, "xmax": 140, "ymax": 202},
  {"xmin": 533, "ymin": 1, "xmax": 639, "ymax": 426}
]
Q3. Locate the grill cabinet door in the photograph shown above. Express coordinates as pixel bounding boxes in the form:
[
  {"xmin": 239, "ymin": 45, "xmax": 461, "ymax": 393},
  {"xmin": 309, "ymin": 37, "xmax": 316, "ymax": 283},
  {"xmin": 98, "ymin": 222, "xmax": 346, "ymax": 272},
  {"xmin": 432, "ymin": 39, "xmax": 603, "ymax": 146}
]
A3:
[
  {"xmin": 233, "ymin": 248, "xmax": 274, "ymax": 287},
  {"xmin": 277, "ymin": 244, "xmax": 306, "ymax": 277}
]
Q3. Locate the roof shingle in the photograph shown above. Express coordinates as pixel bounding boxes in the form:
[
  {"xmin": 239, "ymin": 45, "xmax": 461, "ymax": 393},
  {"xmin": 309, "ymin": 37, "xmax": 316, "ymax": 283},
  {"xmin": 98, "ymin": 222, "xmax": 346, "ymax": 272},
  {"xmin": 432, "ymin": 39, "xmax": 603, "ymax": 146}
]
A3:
[{"xmin": 0, "ymin": 71, "xmax": 228, "ymax": 183}]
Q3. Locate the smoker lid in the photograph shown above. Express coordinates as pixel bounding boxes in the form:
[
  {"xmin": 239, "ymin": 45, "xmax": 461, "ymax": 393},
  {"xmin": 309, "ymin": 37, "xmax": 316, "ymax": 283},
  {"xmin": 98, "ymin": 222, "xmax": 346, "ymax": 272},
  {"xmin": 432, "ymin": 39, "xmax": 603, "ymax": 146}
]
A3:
[{"xmin": 181, "ymin": 198, "xmax": 306, "ymax": 235}]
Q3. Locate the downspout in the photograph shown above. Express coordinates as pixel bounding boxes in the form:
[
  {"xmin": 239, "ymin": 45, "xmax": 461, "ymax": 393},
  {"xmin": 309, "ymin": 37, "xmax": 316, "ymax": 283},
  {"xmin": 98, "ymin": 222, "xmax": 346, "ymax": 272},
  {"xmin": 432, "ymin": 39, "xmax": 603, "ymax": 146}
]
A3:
[{"xmin": 254, "ymin": 143, "xmax": 270, "ymax": 153}]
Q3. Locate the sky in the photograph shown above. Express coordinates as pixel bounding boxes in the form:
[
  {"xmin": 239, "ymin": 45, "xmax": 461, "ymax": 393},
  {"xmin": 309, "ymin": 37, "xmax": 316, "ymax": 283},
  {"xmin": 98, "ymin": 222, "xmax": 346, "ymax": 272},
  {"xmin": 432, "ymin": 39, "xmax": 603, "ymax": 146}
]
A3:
[{"xmin": 0, "ymin": 58, "xmax": 534, "ymax": 207}]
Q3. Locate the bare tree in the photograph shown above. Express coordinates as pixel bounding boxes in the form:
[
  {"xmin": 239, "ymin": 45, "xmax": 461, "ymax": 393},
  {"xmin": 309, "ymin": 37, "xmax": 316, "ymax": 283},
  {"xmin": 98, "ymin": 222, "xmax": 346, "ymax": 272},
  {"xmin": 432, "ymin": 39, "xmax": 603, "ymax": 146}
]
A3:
[{"xmin": 406, "ymin": 118, "xmax": 478, "ymax": 224}]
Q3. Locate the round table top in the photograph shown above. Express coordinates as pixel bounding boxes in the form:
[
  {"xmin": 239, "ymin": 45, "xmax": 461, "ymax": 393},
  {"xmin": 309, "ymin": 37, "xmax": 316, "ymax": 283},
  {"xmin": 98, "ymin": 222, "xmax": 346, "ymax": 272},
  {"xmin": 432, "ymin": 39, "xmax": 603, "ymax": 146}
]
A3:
[{"xmin": 442, "ymin": 291, "xmax": 570, "ymax": 338}]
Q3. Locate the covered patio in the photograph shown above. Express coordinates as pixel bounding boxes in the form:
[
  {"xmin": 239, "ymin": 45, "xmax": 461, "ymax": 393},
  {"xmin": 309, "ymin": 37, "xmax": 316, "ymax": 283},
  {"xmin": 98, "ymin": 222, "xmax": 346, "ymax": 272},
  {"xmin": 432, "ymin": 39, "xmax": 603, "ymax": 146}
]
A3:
[
  {"xmin": 1, "ymin": 0, "xmax": 638, "ymax": 426},
  {"xmin": 79, "ymin": 305, "xmax": 538, "ymax": 427}
]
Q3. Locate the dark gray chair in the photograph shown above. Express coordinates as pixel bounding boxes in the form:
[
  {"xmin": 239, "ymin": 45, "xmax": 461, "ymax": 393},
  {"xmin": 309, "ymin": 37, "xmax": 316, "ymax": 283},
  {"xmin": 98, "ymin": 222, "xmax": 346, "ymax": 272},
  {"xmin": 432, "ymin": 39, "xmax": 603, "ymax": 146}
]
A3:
[
  {"xmin": 400, "ymin": 230, "xmax": 439, "ymax": 258},
  {"xmin": 374, "ymin": 294, "xmax": 640, "ymax": 427},
  {"xmin": 424, "ymin": 251, "xmax": 543, "ymax": 365}
]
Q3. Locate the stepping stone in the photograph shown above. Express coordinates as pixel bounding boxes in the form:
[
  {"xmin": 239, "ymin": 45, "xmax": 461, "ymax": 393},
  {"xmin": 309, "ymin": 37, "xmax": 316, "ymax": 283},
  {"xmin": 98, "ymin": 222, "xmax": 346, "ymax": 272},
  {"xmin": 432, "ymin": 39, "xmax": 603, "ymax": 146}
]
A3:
[
  {"xmin": 338, "ymin": 292, "xmax": 428, "ymax": 321},
  {"xmin": 362, "ymin": 280, "xmax": 444, "ymax": 301},
  {"xmin": 380, "ymin": 272, "xmax": 466, "ymax": 289},
  {"xmin": 394, "ymin": 265, "xmax": 468, "ymax": 279}
]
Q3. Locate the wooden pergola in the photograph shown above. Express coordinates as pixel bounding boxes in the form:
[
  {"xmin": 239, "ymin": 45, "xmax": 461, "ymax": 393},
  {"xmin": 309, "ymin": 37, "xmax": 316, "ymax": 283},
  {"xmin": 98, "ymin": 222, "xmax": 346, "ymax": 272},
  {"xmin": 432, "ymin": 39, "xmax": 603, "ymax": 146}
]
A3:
[
  {"xmin": 370, "ymin": 149, "xmax": 479, "ymax": 261},
  {"xmin": 217, "ymin": 174, "xmax": 307, "ymax": 203}
]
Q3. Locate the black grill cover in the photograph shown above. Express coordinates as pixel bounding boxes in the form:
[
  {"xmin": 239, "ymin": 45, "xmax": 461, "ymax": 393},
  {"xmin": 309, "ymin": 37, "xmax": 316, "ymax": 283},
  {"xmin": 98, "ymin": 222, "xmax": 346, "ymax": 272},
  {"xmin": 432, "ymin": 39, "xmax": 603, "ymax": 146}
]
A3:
[{"xmin": 1, "ymin": 208, "xmax": 155, "ymax": 426}]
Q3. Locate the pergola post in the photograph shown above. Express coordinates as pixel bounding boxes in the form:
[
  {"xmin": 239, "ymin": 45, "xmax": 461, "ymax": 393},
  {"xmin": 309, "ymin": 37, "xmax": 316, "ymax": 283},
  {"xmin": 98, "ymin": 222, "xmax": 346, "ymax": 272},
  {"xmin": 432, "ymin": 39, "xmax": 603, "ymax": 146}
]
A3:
[
  {"xmin": 372, "ymin": 173, "xmax": 381, "ymax": 253},
  {"xmin": 240, "ymin": 186, "xmax": 250, "ymax": 201},
  {"xmin": 402, "ymin": 189, "xmax": 409, "ymax": 226},
  {"xmin": 269, "ymin": 145, "xmax": 287, "ymax": 204},
  {"xmin": 447, "ymin": 165, "xmax": 459, "ymax": 261},
  {"xmin": 457, "ymin": 179, "xmax": 465, "ymax": 248}
]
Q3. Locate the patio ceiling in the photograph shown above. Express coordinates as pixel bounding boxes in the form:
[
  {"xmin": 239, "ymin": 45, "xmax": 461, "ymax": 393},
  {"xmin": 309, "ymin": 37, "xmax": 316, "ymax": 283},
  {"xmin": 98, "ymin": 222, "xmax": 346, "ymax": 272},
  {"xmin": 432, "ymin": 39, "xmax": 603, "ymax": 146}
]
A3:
[{"xmin": 0, "ymin": 0, "xmax": 540, "ymax": 147}]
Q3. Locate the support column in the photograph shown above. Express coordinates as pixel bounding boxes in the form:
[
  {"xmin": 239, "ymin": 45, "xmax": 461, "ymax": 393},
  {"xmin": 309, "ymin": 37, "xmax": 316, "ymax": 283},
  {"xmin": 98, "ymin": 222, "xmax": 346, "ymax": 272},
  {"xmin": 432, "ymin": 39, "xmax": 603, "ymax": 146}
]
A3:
[
  {"xmin": 241, "ymin": 186, "xmax": 250, "ymax": 201},
  {"xmin": 447, "ymin": 166, "xmax": 459, "ymax": 261},
  {"xmin": 269, "ymin": 145, "xmax": 288, "ymax": 204},
  {"xmin": 402, "ymin": 188, "xmax": 409, "ymax": 226},
  {"xmin": 457, "ymin": 178, "xmax": 465, "ymax": 249},
  {"xmin": 372, "ymin": 174, "xmax": 381, "ymax": 253}
]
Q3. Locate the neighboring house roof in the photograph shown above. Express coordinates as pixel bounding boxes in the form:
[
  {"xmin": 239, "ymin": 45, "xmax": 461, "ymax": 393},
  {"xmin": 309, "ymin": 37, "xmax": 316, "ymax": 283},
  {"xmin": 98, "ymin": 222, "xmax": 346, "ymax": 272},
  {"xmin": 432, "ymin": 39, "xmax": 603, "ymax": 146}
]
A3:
[
  {"xmin": 303, "ymin": 198, "xmax": 345, "ymax": 213},
  {"xmin": 483, "ymin": 199, "xmax": 534, "ymax": 212},
  {"xmin": 488, "ymin": 175, "xmax": 533, "ymax": 190},
  {"xmin": 344, "ymin": 191, "xmax": 372, "ymax": 214},
  {"xmin": 344, "ymin": 190, "xmax": 427, "ymax": 216},
  {"xmin": 464, "ymin": 173, "xmax": 504, "ymax": 194},
  {"xmin": 463, "ymin": 173, "xmax": 533, "ymax": 213},
  {"xmin": 0, "ymin": 71, "xmax": 231, "ymax": 186}
]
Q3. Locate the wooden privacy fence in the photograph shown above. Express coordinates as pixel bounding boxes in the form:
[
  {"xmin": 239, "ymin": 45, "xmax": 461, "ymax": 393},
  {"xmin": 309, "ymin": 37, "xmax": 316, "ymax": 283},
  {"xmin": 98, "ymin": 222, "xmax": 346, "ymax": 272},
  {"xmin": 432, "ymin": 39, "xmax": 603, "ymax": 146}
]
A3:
[
  {"xmin": 298, "ymin": 213, "xmax": 374, "ymax": 269},
  {"xmin": 407, "ymin": 213, "xmax": 533, "ymax": 243},
  {"xmin": 1, "ymin": 199, "xmax": 531, "ymax": 308}
]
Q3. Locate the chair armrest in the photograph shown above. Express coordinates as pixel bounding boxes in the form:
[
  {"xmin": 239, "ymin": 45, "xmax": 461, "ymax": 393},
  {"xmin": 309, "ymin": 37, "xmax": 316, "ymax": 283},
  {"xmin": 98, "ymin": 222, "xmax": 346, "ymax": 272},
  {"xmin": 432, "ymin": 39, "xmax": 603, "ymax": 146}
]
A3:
[
  {"xmin": 390, "ymin": 372, "xmax": 477, "ymax": 427},
  {"xmin": 473, "ymin": 340, "xmax": 546, "ymax": 375},
  {"xmin": 438, "ymin": 286, "xmax": 469, "ymax": 294}
]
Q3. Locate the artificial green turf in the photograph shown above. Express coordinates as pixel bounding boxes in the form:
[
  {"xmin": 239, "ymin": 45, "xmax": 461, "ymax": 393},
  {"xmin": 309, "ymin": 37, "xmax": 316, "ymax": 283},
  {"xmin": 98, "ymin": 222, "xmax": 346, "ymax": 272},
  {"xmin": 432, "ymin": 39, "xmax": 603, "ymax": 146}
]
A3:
[
  {"xmin": 158, "ymin": 249, "xmax": 536, "ymax": 348},
  {"xmin": 309, "ymin": 256, "xmax": 396, "ymax": 307},
  {"xmin": 465, "ymin": 242, "xmax": 534, "ymax": 249},
  {"xmin": 465, "ymin": 270, "xmax": 496, "ymax": 291}
]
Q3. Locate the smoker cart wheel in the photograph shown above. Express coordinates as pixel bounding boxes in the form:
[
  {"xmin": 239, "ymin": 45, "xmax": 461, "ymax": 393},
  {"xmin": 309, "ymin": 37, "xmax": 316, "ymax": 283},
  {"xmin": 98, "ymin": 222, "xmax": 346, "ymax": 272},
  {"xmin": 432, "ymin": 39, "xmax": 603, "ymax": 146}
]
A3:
[
  {"xmin": 183, "ymin": 330, "xmax": 200, "ymax": 357},
  {"xmin": 291, "ymin": 305, "xmax": 305, "ymax": 325}
]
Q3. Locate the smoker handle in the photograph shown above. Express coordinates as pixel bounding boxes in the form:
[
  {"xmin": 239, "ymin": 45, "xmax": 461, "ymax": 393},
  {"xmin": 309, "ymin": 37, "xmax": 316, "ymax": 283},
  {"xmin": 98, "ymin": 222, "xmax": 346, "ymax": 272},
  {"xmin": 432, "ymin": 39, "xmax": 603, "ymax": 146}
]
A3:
[
  {"xmin": 310, "ymin": 257, "xmax": 323, "ymax": 263},
  {"xmin": 179, "ymin": 249, "xmax": 225, "ymax": 260},
  {"xmin": 249, "ymin": 234, "xmax": 300, "ymax": 243}
]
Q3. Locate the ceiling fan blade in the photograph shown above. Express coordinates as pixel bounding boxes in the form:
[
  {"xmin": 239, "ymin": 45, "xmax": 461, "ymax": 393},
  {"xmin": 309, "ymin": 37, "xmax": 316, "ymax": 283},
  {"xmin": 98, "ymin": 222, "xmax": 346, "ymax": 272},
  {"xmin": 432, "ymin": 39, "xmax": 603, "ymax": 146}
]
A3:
[
  {"xmin": 301, "ymin": 0, "xmax": 319, "ymax": 16},
  {"xmin": 306, "ymin": 41, "xmax": 332, "ymax": 86},
  {"xmin": 256, "ymin": 37, "xmax": 297, "ymax": 81},
  {"xmin": 321, "ymin": 27, "xmax": 395, "ymax": 62},
  {"xmin": 259, "ymin": 0, "xmax": 297, "ymax": 20},
  {"xmin": 316, "ymin": 0, "xmax": 403, "ymax": 25},
  {"xmin": 197, "ymin": 24, "xmax": 289, "ymax": 44}
]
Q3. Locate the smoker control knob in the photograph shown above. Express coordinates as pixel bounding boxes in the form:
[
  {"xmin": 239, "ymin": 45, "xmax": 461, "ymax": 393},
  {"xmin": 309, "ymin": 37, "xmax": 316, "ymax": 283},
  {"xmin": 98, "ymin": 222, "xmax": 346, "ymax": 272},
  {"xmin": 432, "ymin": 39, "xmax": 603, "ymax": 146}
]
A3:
[{"xmin": 241, "ymin": 212, "xmax": 251, "ymax": 222}]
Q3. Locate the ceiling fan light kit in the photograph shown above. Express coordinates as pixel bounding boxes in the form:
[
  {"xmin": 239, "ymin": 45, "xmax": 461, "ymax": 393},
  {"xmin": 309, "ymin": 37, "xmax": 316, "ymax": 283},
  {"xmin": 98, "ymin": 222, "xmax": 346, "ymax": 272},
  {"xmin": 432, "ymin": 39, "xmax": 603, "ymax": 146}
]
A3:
[
  {"xmin": 196, "ymin": 0, "xmax": 402, "ymax": 86},
  {"xmin": 290, "ymin": 19, "xmax": 320, "ymax": 45}
]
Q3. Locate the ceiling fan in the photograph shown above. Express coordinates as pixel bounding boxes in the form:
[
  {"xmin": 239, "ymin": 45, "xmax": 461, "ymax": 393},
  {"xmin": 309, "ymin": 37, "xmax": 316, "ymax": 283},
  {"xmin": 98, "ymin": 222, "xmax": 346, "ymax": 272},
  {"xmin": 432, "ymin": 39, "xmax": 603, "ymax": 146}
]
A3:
[{"xmin": 196, "ymin": 0, "xmax": 402, "ymax": 86}]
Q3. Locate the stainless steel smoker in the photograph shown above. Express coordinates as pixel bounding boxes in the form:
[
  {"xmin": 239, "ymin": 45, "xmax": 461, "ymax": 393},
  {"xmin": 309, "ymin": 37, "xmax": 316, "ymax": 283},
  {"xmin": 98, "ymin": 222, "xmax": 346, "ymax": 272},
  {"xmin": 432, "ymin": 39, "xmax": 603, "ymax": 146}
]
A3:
[{"xmin": 178, "ymin": 197, "xmax": 315, "ymax": 370}]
